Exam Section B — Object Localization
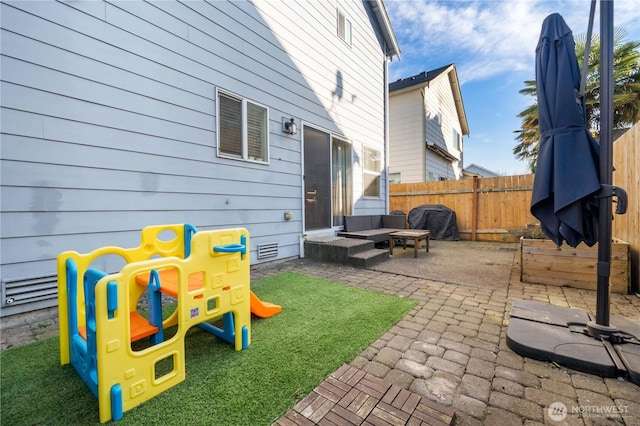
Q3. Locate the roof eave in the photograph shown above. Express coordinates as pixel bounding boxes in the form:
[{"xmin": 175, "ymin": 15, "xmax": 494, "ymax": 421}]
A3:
[
  {"xmin": 389, "ymin": 81, "xmax": 429, "ymax": 95},
  {"xmin": 369, "ymin": 0, "xmax": 401, "ymax": 60},
  {"xmin": 447, "ymin": 66, "xmax": 470, "ymax": 135}
]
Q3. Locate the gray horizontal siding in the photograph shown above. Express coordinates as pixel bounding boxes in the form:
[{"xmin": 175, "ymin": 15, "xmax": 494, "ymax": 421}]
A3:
[
  {"xmin": 2, "ymin": 58, "xmax": 213, "ymax": 129},
  {"xmin": 2, "ymin": 186, "xmax": 301, "ymax": 213},
  {"xmin": 2, "ymin": 82, "xmax": 211, "ymax": 143},
  {"xmin": 1, "ymin": 30, "xmax": 213, "ymax": 114},
  {"xmin": 2, "ymin": 222, "xmax": 302, "ymax": 265},
  {"xmin": 0, "ymin": 161, "xmax": 299, "ymax": 196},
  {"xmin": 1, "ymin": 231, "xmax": 301, "ymax": 280},
  {"xmin": 1, "ymin": 211, "xmax": 300, "ymax": 239},
  {"xmin": 1, "ymin": 134, "xmax": 299, "ymax": 180},
  {"xmin": 0, "ymin": 0, "xmax": 390, "ymax": 316},
  {"xmin": 425, "ymin": 155, "xmax": 455, "ymax": 181}
]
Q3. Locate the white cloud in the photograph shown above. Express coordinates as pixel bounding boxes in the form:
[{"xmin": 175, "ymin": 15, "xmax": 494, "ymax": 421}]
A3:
[
  {"xmin": 386, "ymin": 0, "xmax": 640, "ymax": 84},
  {"xmin": 385, "ymin": 0, "xmax": 639, "ymax": 175}
]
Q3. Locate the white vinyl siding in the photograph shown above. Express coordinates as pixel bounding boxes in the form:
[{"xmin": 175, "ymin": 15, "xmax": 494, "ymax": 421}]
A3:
[
  {"xmin": 337, "ymin": 8, "xmax": 352, "ymax": 46},
  {"xmin": 424, "ymin": 75, "xmax": 462, "ymax": 179},
  {"xmin": 389, "ymin": 90, "xmax": 425, "ymax": 183},
  {"xmin": 390, "ymin": 69, "xmax": 464, "ymax": 183}
]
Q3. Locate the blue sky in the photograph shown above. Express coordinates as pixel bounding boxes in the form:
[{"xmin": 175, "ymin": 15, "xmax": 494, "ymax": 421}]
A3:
[{"xmin": 384, "ymin": 0, "xmax": 640, "ymax": 176}]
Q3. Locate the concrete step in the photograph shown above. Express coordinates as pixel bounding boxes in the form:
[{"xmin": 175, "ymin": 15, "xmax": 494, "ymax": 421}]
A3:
[
  {"xmin": 347, "ymin": 248, "xmax": 389, "ymax": 268},
  {"xmin": 304, "ymin": 238, "xmax": 375, "ymax": 264}
]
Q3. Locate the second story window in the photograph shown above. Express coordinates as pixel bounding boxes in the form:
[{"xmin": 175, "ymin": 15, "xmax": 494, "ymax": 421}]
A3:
[
  {"xmin": 217, "ymin": 89, "xmax": 269, "ymax": 163},
  {"xmin": 337, "ymin": 9, "xmax": 352, "ymax": 46},
  {"xmin": 453, "ymin": 129, "xmax": 462, "ymax": 151}
]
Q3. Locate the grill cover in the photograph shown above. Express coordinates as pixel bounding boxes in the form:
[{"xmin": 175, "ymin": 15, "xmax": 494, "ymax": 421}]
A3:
[{"xmin": 408, "ymin": 205, "xmax": 459, "ymax": 240}]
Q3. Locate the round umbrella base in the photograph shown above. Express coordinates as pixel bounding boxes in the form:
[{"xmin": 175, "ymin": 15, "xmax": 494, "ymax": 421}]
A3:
[
  {"xmin": 586, "ymin": 321, "xmax": 618, "ymax": 339},
  {"xmin": 507, "ymin": 301, "xmax": 640, "ymax": 385}
]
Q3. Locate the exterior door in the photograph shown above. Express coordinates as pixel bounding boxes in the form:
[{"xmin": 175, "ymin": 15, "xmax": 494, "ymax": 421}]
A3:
[
  {"xmin": 304, "ymin": 126, "xmax": 331, "ymax": 230},
  {"xmin": 303, "ymin": 126, "xmax": 352, "ymax": 231}
]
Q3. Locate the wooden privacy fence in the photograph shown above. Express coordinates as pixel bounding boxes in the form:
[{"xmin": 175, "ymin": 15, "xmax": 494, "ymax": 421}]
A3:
[
  {"xmin": 612, "ymin": 122, "xmax": 639, "ymax": 292},
  {"xmin": 389, "ymin": 122, "xmax": 638, "ymax": 291},
  {"xmin": 389, "ymin": 174, "xmax": 536, "ymax": 242}
]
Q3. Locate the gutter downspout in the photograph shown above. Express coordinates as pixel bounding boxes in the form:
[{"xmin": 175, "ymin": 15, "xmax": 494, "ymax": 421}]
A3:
[
  {"xmin": 384, "ymin": 48, "xmax": 390, "ymax": 214},
  {"xmin": 369, "ymin": 0, "xmax": 401, "ymax": 59}
]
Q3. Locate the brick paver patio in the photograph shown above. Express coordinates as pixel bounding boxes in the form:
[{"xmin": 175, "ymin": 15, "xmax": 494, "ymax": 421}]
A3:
[{"xmin": 253, "ymin": 242, "xmax": 640, "ymax": 426}]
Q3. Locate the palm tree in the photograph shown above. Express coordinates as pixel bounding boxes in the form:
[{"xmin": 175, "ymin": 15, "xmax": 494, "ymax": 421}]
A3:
[{"xmin": 513, "ymin": 28, "xmax": 640, "ymax": 172}]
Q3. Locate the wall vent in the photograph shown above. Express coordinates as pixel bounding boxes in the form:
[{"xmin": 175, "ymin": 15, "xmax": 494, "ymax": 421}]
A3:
[
  {"xmin": 1, "ymin": 275, "xmax": 58, "ymax": 315},
  {"xmin": 257, "ymin": 242, "xmax": 278, "ymax": 260}
]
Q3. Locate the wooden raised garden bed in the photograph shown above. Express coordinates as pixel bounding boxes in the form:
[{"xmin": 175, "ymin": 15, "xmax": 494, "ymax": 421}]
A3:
[{"xmin": 520, "ymin": 238, "xmax": 630, "ymax": 294}]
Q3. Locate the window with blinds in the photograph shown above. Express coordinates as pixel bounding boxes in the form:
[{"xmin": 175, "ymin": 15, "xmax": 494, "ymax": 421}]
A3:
[
  {"xmin": 247, "ymin": 102, "xmax": 267, "ymax": 161},
  {"xmin": 219, "ymin": 93, "xmax": 242, "ymax": 157},
  {"xmin": 363, "ymin": 146, "xmax": 381, "ymax": 197},
  {"xmin": 217, "ymin": 89, "xmax": 269, "ymax": 163}
]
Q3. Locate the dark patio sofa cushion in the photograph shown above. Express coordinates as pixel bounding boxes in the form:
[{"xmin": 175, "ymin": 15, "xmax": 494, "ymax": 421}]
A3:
[{"xmin": 337, "ymin": 214, "xmax": 406, "ymax": 245}]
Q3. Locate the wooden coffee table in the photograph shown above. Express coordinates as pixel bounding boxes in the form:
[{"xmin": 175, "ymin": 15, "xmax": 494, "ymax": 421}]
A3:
[{"xmin": 388, "ymin": 230, "xmax": 431, "ymax": 258}]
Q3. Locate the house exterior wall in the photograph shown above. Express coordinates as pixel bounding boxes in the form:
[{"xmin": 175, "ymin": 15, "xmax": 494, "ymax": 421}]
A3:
[
  {"xmin": 388, "ymin": 70, "xmax": 464, "ymax": 184},
  {"xmin": 388, "ymin": 90, "xmax": 424, "ymax": 183},
  {"xmin": 0, "ymin": 0, "xmax": 390, "ymax": 315},
  {"xmin": 423, "ymin": 75, "xmax": 462, "ymax": 181}
]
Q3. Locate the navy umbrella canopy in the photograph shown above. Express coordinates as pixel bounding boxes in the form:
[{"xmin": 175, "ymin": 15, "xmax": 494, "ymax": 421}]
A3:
[{"xmin": 531, "ymin": 13, "xmax": 601, "ymax": 248}]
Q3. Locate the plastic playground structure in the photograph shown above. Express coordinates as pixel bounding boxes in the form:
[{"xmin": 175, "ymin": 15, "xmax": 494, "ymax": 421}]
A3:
[{"xmin": 57, "ymin": 224, "xmax": 281, "ymax": 423}]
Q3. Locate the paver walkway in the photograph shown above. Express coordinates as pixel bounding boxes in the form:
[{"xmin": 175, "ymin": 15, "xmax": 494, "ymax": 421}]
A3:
[{"xmin": 254, "ymin": 241, "xmax": 640, "ymax": 426}]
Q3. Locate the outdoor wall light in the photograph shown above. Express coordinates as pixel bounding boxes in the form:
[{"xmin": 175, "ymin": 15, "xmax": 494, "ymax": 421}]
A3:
[
  {"xmin": 284, "ymin": 211, "xmax": 293, "ymax": 221},
  {"xmin": 282, "ymin": 117, "xmax": 297, "ymax": 135}
]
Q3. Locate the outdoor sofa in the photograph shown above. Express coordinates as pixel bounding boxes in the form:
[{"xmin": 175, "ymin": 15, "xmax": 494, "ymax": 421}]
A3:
[{"xmin": 337, "ymin": 214, "xmax": 406, "ymax": 245}]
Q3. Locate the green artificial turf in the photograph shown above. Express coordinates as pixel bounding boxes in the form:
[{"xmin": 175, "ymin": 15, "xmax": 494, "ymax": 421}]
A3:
[{"xmin": 1, "ymin": 272, "xmax": 416, "ymax": 425}]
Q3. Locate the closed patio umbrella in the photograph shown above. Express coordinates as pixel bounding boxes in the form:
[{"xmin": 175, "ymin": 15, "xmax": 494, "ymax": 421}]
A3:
[
  {"xmin": 507, "ymin": 5, "xmax": 637, "ymax": 385},
  {"xmin": 530, "ymin": 13, "xmax": 601, "ymax": 248}
]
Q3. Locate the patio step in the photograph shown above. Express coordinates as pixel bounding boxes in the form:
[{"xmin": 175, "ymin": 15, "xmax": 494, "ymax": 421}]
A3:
[
  {"xmin": 347, "ymin": 248, "xmax": 389, "ymax": 268},
  {"xmin": 303, "ymin": 237, "xmax": 388, "ymax": 268}
]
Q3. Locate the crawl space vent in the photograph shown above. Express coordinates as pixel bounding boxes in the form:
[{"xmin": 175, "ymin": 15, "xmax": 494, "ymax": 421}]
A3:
[
  {"xmin": 257, "ymin": 242, "xmax": 278, "ymax": 260},
  {"xmin": 2, "ymin": 274, "xmax": 58, "ymax": 314}
]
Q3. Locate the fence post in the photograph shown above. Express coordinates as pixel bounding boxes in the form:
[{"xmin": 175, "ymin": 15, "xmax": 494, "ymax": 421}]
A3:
[{"xmin": 472, "ymin": 176, "xmax": 478, "ymax": 241}]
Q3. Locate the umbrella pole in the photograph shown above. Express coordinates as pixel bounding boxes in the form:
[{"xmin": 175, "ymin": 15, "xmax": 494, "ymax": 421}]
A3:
[{"xmin": 589, "ymin": 0, "xmax": 615, "ymax": 335}]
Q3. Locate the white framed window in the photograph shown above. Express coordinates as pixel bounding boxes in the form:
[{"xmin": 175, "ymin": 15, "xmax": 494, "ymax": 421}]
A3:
[
  {"xmin": 337, "ymin": 8, "xmax": 352, "ymax": 46},
  {"xmin": 453, "ymin": 129, "xmax": 462, "ymax": 151},
  {"xmin": 363, "ymin": 146, "xmax": 381, "ymax": 197},
  {"xmin": 217, "ymin": 89, "xmax": 269, "ymax": 163}
]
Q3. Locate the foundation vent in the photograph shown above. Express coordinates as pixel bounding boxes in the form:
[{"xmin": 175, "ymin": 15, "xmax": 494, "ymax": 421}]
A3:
[
  {"xmin": 1, "ymin": 274, "xmax": 58, "ymax": 316},
  {"xmin": 257, "ymin": 242, "xmax": 278, "ymax": 260}
]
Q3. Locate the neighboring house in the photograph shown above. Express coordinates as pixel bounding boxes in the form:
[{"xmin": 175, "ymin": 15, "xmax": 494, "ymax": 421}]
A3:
[
  {"xmin": 463, "ymin": 163, "xmax": 501, "ymax": 178},
  {"xmin": 388, "ymin": 64, "xmax": 469, "ymax": 183},
  {"xmin": 0, "ymin": 0, "xmax": 400, "ymax": 316}
]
